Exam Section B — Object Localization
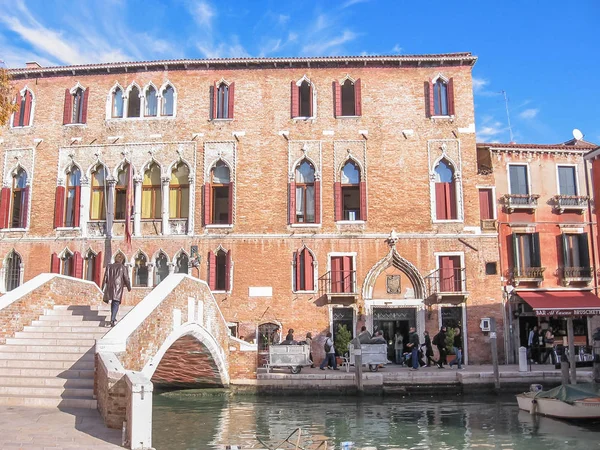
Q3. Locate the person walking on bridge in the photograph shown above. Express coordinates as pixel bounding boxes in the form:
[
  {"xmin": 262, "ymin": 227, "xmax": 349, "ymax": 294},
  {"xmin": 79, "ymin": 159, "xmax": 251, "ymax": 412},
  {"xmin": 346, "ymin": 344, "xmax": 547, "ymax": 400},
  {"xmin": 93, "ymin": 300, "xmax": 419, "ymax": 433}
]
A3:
[{"xmin": 102, "ymin": 253, "xmax": 131, "ymax": 327}]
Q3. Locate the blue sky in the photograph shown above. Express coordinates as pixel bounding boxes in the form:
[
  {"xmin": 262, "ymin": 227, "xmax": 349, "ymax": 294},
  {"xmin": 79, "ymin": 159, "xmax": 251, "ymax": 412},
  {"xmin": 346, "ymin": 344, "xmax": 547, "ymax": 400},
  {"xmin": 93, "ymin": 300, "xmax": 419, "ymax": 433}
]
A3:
[{"xmin": 1, "ymin": 0, "xmax": 598, "ymax": 144}]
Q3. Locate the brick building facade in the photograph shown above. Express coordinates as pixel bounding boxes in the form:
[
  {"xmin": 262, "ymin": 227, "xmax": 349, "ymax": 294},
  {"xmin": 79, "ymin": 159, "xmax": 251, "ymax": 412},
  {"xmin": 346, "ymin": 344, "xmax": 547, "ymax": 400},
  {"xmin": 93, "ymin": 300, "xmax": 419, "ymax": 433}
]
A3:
[
  {"xmin": 1, "ymin": 53, "xmax": 505, "ymax": 364},
  {"xmin": 477, "ymin": 139, "xmax": 600, "ymax": 363}
]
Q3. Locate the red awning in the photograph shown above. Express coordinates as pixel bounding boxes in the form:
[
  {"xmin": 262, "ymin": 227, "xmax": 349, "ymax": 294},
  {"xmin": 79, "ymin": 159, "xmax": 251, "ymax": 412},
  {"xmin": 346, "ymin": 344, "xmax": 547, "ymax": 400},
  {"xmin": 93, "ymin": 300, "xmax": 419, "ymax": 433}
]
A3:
[{"xmin": 518, "ymin": 291, "xmax": 600, "ymax": 317}]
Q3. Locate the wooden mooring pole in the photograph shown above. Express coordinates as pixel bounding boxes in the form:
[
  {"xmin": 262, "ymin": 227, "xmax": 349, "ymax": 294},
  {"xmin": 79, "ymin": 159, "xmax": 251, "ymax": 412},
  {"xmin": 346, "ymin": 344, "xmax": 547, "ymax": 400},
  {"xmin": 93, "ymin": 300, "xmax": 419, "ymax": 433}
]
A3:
[
  {"xmin": 353, "ymin": 340, "xmax": 363, "ymax": 394},
  {"xmin": 567, "ymin": 317, "xmax": 577, "ymax": 385},
  {"xmin": 490, "ymin": 318, "xmax": 500, "ymax": 390}
]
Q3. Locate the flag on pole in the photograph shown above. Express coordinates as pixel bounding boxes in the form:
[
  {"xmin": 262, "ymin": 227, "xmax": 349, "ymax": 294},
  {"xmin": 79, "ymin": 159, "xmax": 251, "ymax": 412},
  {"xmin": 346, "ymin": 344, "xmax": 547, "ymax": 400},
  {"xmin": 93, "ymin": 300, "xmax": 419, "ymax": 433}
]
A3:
[{"xmin": 124, "ymin": 163, "xmax": 133, "ymax": 249}]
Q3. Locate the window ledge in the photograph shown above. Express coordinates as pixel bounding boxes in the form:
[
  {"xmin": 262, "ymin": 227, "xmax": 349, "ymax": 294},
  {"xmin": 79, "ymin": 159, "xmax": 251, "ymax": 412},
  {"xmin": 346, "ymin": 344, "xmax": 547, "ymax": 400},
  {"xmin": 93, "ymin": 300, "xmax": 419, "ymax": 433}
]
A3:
[
  {"xmin": 211, "ymin": 290, "xmax": 232, "ymax": 294},
  {"xmin": 433, "ymin": 219, "xmax": 463, "ymax": 224},
  {"xmin": 336, "ymin": 220, "xmax": 366, "ymax": 225},
  {"xmin": 63, "ymin": 123, "xmax": 87, "ymax": 127},
  {"xmin": 293, "ymin": 290, "xmax": 317, "ymax": 294},
  {"xmin": 105, "ymin": 116, "xmax": 175, "ymax": 122},
  {"xmin": 292, "ymin": 117, "xmax": 315, "ymax": 121},
  {"xmin": 211, "ymin": 118, "xmax": 233, "ymax": 122},
  {"xmin": 10, "ymin": 125, "xmax": 33, "ymax": 130},
  {"xmin": 205, "ymin": 224, "xmax": 234, "ymax": 229},
  {"xmin": 336, "ymin": 115, "xmax": 361, "ymax": 119},
  {"xmin": 430, "ymin": 115, "xmax": 455, "ymax": 120},
  {"xmin": 0, "ymin": 228, "xmax": 27, "ymax": 232},
  {"xmin": 56, "ymin": 227, "xmax": 81, "ymax": 231},
  {"xmin": 290, "ymin": 223, "xmax": 321, "ymax": 228}
]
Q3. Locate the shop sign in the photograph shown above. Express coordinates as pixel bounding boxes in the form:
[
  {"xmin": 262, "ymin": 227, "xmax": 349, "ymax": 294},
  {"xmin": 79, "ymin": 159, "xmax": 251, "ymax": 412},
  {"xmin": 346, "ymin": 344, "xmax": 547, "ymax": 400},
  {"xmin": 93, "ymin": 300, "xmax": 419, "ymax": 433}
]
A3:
[{"xmin": 535, "ymin": 309, "xmax": 600, "ymax": 317}]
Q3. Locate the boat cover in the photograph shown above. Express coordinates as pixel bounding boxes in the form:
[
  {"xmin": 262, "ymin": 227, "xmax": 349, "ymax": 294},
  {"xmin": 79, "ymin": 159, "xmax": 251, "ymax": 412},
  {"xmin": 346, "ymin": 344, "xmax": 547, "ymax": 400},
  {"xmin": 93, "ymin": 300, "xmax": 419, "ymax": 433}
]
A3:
[{"xmin": 535, "ymin": 383, "xmax": 600, "ymax": 404}]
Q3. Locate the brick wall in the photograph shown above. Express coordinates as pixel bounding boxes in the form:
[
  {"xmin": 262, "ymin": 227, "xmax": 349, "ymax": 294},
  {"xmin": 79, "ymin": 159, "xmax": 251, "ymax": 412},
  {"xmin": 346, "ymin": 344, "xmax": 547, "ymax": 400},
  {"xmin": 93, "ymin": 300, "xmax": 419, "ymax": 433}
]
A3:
[{"xmin": 95, "ymin": 352, "xmax": 127, "ymax": 430}]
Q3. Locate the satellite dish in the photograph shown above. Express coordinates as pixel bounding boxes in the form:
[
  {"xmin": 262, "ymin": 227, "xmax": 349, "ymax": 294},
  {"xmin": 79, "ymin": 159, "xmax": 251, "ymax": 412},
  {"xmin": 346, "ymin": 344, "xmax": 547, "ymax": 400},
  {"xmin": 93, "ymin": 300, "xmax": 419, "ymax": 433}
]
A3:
[{"xmin": 573, "ymin": 129, "xmax": 584, "ymax": 141}]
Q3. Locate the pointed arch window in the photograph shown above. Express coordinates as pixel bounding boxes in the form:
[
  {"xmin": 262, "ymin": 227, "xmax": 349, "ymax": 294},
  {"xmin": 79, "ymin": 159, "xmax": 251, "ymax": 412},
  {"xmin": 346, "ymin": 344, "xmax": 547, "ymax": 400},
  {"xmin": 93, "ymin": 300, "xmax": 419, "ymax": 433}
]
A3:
[
  {"xmin": 5, "ymin": 251, "xmax": 22, "ymax": 292},
  {"xmin": 434, "ymin": 160, "xmax": 457, "ymax": 220},
  {"xmin": 142, "ymin": 163, "xmax": 162, "ymax": 219},
  {"xmin": 335, "ymin": 161, "xmax": 367, "ymax": 221},
  {"xmin": 64, "ymin": 167, "xmax": 81, "ymax": 227},
  {"xmin": 84, "ymin": 250, "xmax": 103, "ymax": 287},
  {"xmin": 154, "ymin": 252, "xmax": 169, "ymax": 285},
  {"xmin": 169, "ymin": 163, "xmax": 189, "ymax": 219},
  {"xmin": 63, "ymin": 86, "xmax": 88, "ymax": 125},
  {"xmin": 61, "ymin": 250, "xmax": 74, "ymax": 277},
  {"xmin": 291, "ymin": 79, "xmax": 314, "ymax": 118},
  {"xmin": 434, "ymin": 79, "xmax": 448, "ymax": 116},
  {"xmin": 294, "ymin": 247, "xmax": 315, "ymax": 291},
  {"xmin": 12, "ymin": 89, "xmax": 33, "ymax": 127},
  {"xmin": 334, "ymin": 78, "xmax": 362, "ymax": 117},
  {"xmin": 291, "ymin": 160, "xmax": 317, "ymax": 224},
  {"xmin": 90, "ymin": 165, "xmax": 107, "ymax": 220},
  {"xmin": 425, "ymin": 77, "xmax": 455, "ymax": 118},
  {"xmin": 211, "ymin": 81, "xmax": 234, "ymax": 119},
  {"xmin": 208, "ymin": 248, "xmax": 231, "ymax": 291},
  {"xmin": 204, "ymin": 161, "xmax": 232, "ymax": 225},
  {"xmin": 10, "ymin": 169, "xmax": 29, "ymax": 229},
  {"xmin": 112, "ymin": 87, "xmax": 124, "ymax": 118},
  {"xmin": 175, "ymin": 253, "xmax": 189, "ymax": 274},
  {"xmin": 161, "ymin": 85, "xmax": 175, "ymax": 116},
  {"xmin": 133, "ymin": 253, "xmax": 148, "ymax": 287},
  {"xmin": 145, "ymin": 86, "xmax": 157, "ymax": 117},
  {"xmin": 115, "ymin": 164, "xmax": 130, "ymax": 220},
  {"xmin": 127, "ymin": 86, "xmax": 141, "ymax": 118},
  {"xmin": 217, "ymin": 82, "xmax": 229, "ymax": 119}
]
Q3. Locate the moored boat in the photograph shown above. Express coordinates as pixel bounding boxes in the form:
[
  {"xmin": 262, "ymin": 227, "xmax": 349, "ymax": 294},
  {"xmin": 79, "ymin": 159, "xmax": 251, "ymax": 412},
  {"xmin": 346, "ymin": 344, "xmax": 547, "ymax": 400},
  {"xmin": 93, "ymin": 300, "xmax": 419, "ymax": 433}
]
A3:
[{"xmin": 516, "ymin": 383, "xmax": 600, "ymax": 419}]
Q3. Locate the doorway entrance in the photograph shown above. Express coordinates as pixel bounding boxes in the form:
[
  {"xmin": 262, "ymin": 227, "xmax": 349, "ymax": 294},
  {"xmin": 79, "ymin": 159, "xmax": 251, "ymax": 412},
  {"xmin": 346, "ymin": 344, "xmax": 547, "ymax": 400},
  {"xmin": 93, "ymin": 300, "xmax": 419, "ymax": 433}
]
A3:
[
  {"xmin": 372, "ymin": 307, "xmax": 416, "ymax": 360},
  {"xmin": 332, "ymin": 307, "xmax": 354, "ymax": 341},
  {"xmin": 441, "ymin": 306, "xmax": 462, "ymax": 329}
]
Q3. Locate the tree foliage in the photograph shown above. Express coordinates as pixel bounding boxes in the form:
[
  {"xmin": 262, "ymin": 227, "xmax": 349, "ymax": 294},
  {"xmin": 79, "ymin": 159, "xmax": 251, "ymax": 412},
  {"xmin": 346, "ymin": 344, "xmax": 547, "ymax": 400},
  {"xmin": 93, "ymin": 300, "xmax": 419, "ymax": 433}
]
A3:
[
  {"xmin": 0, "ymin": 68, "xmax": 17, "ymax": 127},
  {"xmin": 334, "ymin": 324, "xmax": 352, "ymax": 357}
]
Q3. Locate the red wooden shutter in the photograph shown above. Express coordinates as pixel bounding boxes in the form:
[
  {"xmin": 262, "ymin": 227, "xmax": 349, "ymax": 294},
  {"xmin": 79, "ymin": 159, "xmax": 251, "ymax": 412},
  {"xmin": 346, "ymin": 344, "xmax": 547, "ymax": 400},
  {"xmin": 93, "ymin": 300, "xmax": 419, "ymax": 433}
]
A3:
[
  {"xmin": 435, "ymin": 183, "xmax": 447, "ymax": 220},
  {"xmin": 212, "ymin": 81, "xmax": 218, "ymax": 119},
  {"xmin": 22, "ymin": 91, "xmax": 32, "ymax": 126},
  {"xmin": 354, "ymin": 78, "xmax": 362, "ymax": 116},
  {"xmin": 424, "ymin": 82, "xmax": 431, "ymax": 118},
  {"xmin": 289, "ymin": 181, "xmax": 296, "ymax": 224},
  {"xmin": 447, "ymin": 182, "xmax": 457, "ymax": 219},
  {"xmin": 440, "ymin": 256, "xmax": 452, "ymax": 292},
  {"xmin": 342, "ymin": 255, "xmax": 353, "ymax": 293},
  {"xmin": 0, "ymin": 187, "xmax": 10, "ymax": 228},
  {"xmin": 294, "ymin": 251, "xmax": 301, "ymax": 291},
  {"xmin": 227, "ymin": 182, "xmax": 234, "ymax": 224},
  {"xmin": 203, "ymin": 182, "xmax": 211, "ymax": 226},
  {"xmin": 291, "ymin": 81, "xmax": 299, "ymax": 118},
  {"xmin": 308, "ymin": 83, "xmax": 313, "ymax": 117},
  {"xmin": 334, "ymin": 81, "xmax": 342, "ymax": 118},
  {"xmin": 225, "ymin": 250, "xmax": 231, "ymax": 291},
  {"xmin": 208, "ymin": 251, "xmax": 216, "ymax": 290},
  {"xmin": 227, "ymin": 82, "xmax": 235, "ymax": 119},
  {"xmin": 73, "ymin": 252, "xmax": 83, "ymax": 278},
  {"xmin": 81, "ymin": 88, "xmax": 89, "ymax": 124},
  {"xmin": 20, "ymin": 186, "xmax": 29, "ymax": 228},
  {"xmin": 73, "ymin": 185, "xmax": 81, "ymax": 227},
  {"xmin": 13, "ymin": 92, "xmax": 21, "ymax": 127},
  {"xmin": 51, "ymin": 252, "xmax": 60, "ymax": 274},
  {"xmin": 447, "ymin": 78, "xmax": 455, "ymax": 116},
  {"xmin": 93, "ymin": 251, "xmax": 103, "ymax": 287},
  {"xmin": 63, "ymin": 89, "xmax": 72, "ymax": 125},
  {"xmin": 331, "ymin": 257, "xmax": 341, "ymax": 293},
  {"xmin": 359, "ymin": 181, "xmax": 367, "ymax": 221},
  {"xmin": 479, "ymin": 189, "xmax": 493, "ymax": 220},
  {"xmin": 304, "ymin": 250, "xmax": 314, "ymax": 291},
  {"xmin": 314, "ymin": 180, "xmax": 321, "ymax": 224},
  {"xmin": 334, "ymin": 182, "xmax": 342, "ymax": 221},
  {"xmin": 54, "ymin": 186, "xmax": 65, "ymax": 228}
]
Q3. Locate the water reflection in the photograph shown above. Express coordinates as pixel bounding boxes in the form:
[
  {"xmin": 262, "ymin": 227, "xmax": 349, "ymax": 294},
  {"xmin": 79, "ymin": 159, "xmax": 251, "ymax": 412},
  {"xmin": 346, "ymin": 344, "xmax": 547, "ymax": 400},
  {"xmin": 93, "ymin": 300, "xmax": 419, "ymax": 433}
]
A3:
[{"xmin": 153, "ymin": 394, "xmax": 600, "ymax": 450}]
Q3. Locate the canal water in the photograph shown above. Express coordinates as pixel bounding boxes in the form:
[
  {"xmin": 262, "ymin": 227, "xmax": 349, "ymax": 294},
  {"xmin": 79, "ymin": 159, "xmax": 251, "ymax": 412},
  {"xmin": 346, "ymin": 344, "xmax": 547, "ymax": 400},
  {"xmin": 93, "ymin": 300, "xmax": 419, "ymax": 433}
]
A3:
[{"xmin": 153, "ymin": 393, "xmax": 600, "ymax": 449}]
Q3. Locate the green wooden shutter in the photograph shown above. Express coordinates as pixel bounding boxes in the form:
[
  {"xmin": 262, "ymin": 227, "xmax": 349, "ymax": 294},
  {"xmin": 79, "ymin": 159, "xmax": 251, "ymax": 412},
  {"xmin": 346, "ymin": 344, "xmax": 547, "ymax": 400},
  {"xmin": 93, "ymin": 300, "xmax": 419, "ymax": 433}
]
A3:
[
  {"xmin": 561, "ymin": 233, "xmax": 570, "ymax": 268},
  {"xmin": 531, "ymin": 232, "xmax": 541, "ymax": 267},
  {"xmin": 579, "ymin": 232, "xmax": 590, "ymax": 268}
]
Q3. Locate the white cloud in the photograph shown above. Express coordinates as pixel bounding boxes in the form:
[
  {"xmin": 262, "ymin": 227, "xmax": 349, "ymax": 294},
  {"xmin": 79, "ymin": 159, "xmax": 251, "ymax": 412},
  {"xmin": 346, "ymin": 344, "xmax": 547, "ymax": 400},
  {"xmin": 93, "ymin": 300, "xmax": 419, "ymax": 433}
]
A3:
[
  {"xmin": 519, "ymin": 108, "xmax": 539, "ymax": 120},
  {"xmin": 197, "ymin": 36, "xmax": 249, "ymax": 59},
  {"xmin": 472, "ymin": 77, "xmax": 488, "ymax": 93},
  {"xmin": 476, "ymin": 117, "xmax": 506, "ymax": 142},
  {"xmin": 392, "ymin": 44, "xmax": 402, "ymax": 53},
  {"xmin": 342, "ymin": 0, "xmax": 370, "ymax": 8},
  {"xmin": 190, "ymin": 1, "xmax": 216, "ymax": 28},
  {"xmin": 277, "ymin": 14, "xmax": 290, "ymax": 25},
  {"xmin": 301, "ymin": 30, "xmax": 358, "ymax": 55}
]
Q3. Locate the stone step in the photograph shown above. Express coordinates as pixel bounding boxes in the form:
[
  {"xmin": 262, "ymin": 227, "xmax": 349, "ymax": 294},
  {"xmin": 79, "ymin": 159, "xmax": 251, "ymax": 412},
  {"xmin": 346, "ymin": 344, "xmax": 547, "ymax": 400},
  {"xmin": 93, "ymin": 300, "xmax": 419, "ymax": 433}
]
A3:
[
  {"xmin": 0, "ymin": 359, "xmax": 95, "ymax": 370},
  {"xmin": 0, "ymin": 376, "xmax": 94, "ymax": 388},
  {"xmin": 0, "ymin": 367, "xmax": 94, "ymax": 378},
  {"xmin": 0, "ymin": 351, "xmax": 94, "ymax": 361},
  {"xmin": 14, "ymin": 331, "xmax": 107, "ymax": 339},
  {"xmin": 0, "ymin": 345, "xmax": 93, "ymax": 353},
  {"xmin": 31, "ymin": 320, "xmax": 105, "ymax": 327},
  {"xmin": 5, "ymin": 338, "xmax": 97, "ymax": 346},
  {"xmin": 0, "ymin": 385, "xmax": 94, "ymax": 397},
  {"xmin": 0, "ymin": 394, "xmax": 97, "ymax": 409},
  {"xmin": 23, "ymin": 326, "xmax": 107, "ymax": 333},
  {"xmin": 53, "ymin": 304, "xmax": 133, "ymax": 311}
]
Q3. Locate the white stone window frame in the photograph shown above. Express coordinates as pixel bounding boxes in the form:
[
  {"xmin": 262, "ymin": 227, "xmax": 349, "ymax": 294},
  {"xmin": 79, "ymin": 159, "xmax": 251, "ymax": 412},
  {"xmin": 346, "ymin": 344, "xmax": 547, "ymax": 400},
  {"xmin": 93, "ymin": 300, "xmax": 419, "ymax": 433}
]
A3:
[
  {"xmin": 2, "ymin": 163, "xmax": 33, "ymax": 232},
  {"xmin": 0, "ymin": 249, "xmax": 25, "ymax": 294},
  {"xmin": 124, "ymin": 82, "xmax": 143, "ymax": 119},
  {"xmin": 210, "ymin": 244, "xmax": 233, "ymax": 294},
  {"xmin": 105, "ymin": 81, "xmax": 178, "ymax": 121},
  {"xmin": 336, "ymin": 155, "xmax": 367, "ymax": 225},
  {"xmin": 555, "ymin": 163, "xmax": 580, "ymax": 196},
  {"xmin": 130, "ymin": 249, "xmax": 151, "ymax": 288},
  {"xmin": 83, "ymin": 248, "xmax": 100, "ymax": 282},
  {"xmin": 289, "ymin": 154, "xmax": 322, "ymax": 228},
  {"xmin": 10, "ymin": 86, "xmax": 36, "ymax": 128},
  {"xmin": 159, "ymin": 81, "xmax": 178, "ymax": 118},
  {"xmin": 212, "ymin": 78, "xmax": 233, "ymax": 122},
  {"xmin": 165, "ymin": 158, "xmax": 194, "ymax": 236},
  {"xmin": 293, "ymin": 75, "xmax": 317, "ymax": 121},
  {"xmin": 152, "ymin": 248, "xmax": 171, "ymax": 286},
  {"xmin": 58, "ymin": 247, "xmax": 75, "ymax": 277},
  {"xmin": 326, "ymin": 251, "xmax": 357, "ymax": 286},
  {"xmin": 507, "ymin": 162, "xmax": 532, "ymax": 195},
  {"xmin": 63, "ymin": 82, "xmax": 87, "ymax": 128},
  {"xmin": 142, "ymin": 82, "xmax": 159, "ymax": 118},
  {"xmin": 291, "ymin": 245, "xmax": 318, "ymax": 294},
  {"xmin": 56, "ymin": 162, "xmax": 84, "ymax": 231},
  {"xmin": 172, "ymin": 248, "xmax": 190, "ymax": 276},
  {"xmin": 430, "ymin": 73, "xmax": 454, "ymax": 120},
  {"xmin": 205, "ymin": 157, "xmax": 235, "ymax": 229},
  {"xmin": 430, "ymin": 153, "xmax": 464, "ymax": 224},
  {"xmin": 433, "ymin": 251, "xmax": 467, "ymax": 292},
  {"xmin": 105, "ymin": 82, "xmax": 125, "ymax": 120}
]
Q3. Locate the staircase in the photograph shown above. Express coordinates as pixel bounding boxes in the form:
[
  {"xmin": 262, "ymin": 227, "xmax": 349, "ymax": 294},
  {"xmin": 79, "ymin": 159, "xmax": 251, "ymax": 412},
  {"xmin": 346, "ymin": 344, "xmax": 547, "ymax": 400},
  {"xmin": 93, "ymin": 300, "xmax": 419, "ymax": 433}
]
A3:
[{"xmin": 0, "ymin": 304, "xmax": 132, "ymax": 408}]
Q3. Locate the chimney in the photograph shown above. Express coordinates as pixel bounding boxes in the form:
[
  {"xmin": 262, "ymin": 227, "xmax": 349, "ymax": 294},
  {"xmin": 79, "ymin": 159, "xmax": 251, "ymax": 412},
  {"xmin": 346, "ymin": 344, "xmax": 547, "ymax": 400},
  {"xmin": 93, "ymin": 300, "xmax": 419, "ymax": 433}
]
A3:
[{"xmin": 25, "ymin": 61, "xmax": 42, "ymax": 69}]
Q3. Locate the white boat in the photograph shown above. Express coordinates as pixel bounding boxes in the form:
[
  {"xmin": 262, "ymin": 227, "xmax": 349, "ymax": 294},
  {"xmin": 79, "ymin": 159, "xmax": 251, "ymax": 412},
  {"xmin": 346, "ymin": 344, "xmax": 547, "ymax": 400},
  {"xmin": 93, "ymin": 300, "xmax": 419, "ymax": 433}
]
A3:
[{"xmin": 516, "ymin": 383, "xmax": 600, "ymax": 419}]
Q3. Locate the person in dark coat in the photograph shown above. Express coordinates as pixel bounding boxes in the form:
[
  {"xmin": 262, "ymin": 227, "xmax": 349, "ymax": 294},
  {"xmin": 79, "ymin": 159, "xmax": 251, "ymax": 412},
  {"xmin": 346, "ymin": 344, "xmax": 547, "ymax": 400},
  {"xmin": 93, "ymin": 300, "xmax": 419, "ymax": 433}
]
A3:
[
  {"xmin": 433, "ymin": 326, "xmax": 447, "ymax": 368},
  {"xmin": 421, "ymin": 330, "xmax": 436, "ymax": 367},
  {"xmin": 102, "ymin": 253, "xmax": 132, "ymax": 327},
  {"xmin": 449, "ymin": 327, "xmax": 464, "ymax": 369},
  {"xmin": 358, "ymin": 325, "xmax": 372, "ymax": 344},
  {"xmin": 406, "ymin": 327, "xmax": 420, "ymax": 370}
]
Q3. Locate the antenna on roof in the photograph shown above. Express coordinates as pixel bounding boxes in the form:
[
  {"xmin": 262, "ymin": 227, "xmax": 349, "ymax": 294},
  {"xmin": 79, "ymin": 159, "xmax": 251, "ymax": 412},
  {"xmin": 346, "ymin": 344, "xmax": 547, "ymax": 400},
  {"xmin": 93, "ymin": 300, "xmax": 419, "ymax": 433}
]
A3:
[
  {"xmin": 572, "ymin": 129, "xmax": 584, "ymax": 141},
  {"xmin": 501, "ymin": 90, "xmax": 514, "ymax": 143}
]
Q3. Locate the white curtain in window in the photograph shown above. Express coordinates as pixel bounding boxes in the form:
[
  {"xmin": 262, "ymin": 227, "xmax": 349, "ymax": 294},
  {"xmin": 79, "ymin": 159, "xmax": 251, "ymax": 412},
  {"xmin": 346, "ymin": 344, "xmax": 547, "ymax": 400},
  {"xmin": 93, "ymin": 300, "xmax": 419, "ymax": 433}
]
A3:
[
  {"xmin": 305, "ymin": 185, "xmax": 315, "ymax": 221},
  {"xmin": 296, "ymin": 187, "xmax": 304, "ymax": 216}
]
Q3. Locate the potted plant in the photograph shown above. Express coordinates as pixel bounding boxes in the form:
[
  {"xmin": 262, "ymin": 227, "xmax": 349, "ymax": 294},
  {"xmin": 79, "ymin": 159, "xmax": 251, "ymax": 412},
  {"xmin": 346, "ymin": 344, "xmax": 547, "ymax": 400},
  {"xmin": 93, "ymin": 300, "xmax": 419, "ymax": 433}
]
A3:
[
  {"xmin": 334, "ymin": 324, "xmax": 352, "ymax": 366},
  {"xmin": 445, "ymin": 327, "xmax": 457, "ymax": 365}
]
